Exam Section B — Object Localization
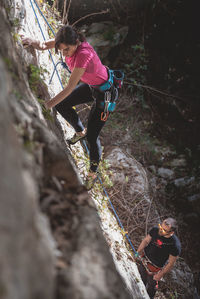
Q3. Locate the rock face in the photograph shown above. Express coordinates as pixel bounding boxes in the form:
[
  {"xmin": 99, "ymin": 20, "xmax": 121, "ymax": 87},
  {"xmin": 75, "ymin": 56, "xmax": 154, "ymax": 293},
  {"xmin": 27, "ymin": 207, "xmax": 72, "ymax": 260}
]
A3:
[
  {"xmin": 0, "ymin": 56, "xmax": 55, "ymax": 299},
  {"xmin": 0, "ymin": 1, "xmax": 148, "ymax": 299},
  {"xmin": 83, "ymin": 21, "xmax": 128, "ymax": 63}
]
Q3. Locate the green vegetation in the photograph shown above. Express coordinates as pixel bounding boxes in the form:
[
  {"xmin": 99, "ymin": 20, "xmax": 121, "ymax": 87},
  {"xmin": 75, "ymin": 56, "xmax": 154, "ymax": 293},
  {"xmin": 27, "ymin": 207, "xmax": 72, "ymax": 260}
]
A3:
[
  {"xmin": 3, "ymin": 57, "xmax": 18, "ymax": 80},
  {"xmin": 28, "ymin": 64, "xmax": 53, "ymax": 121},
  {"xmin": 104, "ymin": 104, "xmax": 159, "ymax": 165},
  {"xmin": 28, "ymin": 64, "xmax": 48, "ymax": 93},
  {"xmin": 71, "ymin": 144, "xmax": 113, "ymax": 195},
  {"xmin": 103, "ymin": 26, "xmax": 115, "ymax": 41},
  {"xmin": 169, "ymin": 290, "xmax": 178, "ymax": 299},
  {"xmin": 11, "ymin": 17, "xmax": 20, "ymax": 29},
  {"xmin": 5, "ymin": 6, "xmax": 12, "ymax": 14},
  {"xmin": 98, "ymin": 157, "xmax": 114, "ymax": 189},
  {"xmin": 28, "ymin": 64, "xmax": 41, "ymax": 93},
  {"xmin": 28, "ymin": 64, "xmax": 49, "ymax": 91},
  {"xmin": 23, "ymin": 139, "xmax": 36, "ymax": 152},
  {"xmin": 12, "ymin": 32, "xmax": 20, "ymax": 42},
  {"xmin": 40, "ymin": 0, "xmax": 61, "ymax": 39},
  {"xmin": 124, "ymin": 44, "xmax": 148, "ymax": 107},
  {"xmin": 15, "ymin": 124, "xmax": 35, "ymax": 153},
  {"xmin": 37, "ymin": 98, "xmax": 54, "ymax": 122},
  {"xmin": 3, "ymin": 57, "xmax": 12, "ymax": 70},
  {"xmin": 12, "ymin": 90, "xmax": 23, "ymax": 100}
]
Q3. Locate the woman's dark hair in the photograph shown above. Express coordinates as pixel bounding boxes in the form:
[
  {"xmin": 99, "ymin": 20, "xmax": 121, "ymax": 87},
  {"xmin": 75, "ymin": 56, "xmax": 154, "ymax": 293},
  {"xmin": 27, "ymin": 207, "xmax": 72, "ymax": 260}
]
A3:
[{"xmin": 55, "ymin": 25, "xmax": 85, "ymax": 53}]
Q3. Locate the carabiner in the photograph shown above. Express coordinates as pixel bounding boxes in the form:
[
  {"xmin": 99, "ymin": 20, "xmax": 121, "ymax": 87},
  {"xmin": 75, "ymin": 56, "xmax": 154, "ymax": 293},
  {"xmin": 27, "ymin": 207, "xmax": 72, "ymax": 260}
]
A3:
[
  {"xmin": 101, "ymin": 112, "xmax": 109, "ymax": 121},
  {"xmin": 156, "ymin": 281, "xmax": 159, "ymax": 289}
]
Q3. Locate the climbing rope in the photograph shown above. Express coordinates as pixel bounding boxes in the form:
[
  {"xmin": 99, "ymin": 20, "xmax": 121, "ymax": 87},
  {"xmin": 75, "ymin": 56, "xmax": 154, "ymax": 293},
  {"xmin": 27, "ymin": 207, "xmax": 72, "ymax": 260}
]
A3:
[
  {"xmin": 29, "ymin": 0, "xmax": 138, "ymax": 257},
  {"xmin": 82, "ymin": 140, "xmax": 137, "ymax": 255},
  {"xmin": 99, "ymin": 175, "xmax": 138, "ymax": 255},
  {"xmin": 49, "ymin": 60, "xmax": 71, "ymax": 84},
  {"xmin": 31, "ymin": 0, "xmax": 71, "ymax": 76},
  {"xmin": 31, "ymin": 0, "xmax": 56, "ymax": 35},
  {"xmin": 30, "ymin": 0, "xmax": 71, "ymax": 87}
]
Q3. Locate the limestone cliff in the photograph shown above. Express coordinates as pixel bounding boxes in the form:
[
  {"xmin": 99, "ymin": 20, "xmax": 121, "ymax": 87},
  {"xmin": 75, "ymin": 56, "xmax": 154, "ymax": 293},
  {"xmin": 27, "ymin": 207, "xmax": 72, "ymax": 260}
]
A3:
[{"xmin": 0, "ymin": 0, "xmax": 148, "ymax": 298}]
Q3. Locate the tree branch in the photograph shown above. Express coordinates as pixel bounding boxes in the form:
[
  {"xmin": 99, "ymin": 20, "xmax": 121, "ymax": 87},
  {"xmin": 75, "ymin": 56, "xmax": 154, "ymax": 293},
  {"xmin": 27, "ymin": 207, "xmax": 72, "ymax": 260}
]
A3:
[
  {"xmin": 52, "ymin": 0, "xmax": 58, "ymax": 10},
  {"xmin": 71, "ymin": 9, "xmax": 109, "ymax": 27},
  {"xmin": 62, "ymin": 0, "xmax": 67, "ymax": 24},
  {"xmin": 63, "ymin": 0, "xmax": 72, "ymax": 25}
]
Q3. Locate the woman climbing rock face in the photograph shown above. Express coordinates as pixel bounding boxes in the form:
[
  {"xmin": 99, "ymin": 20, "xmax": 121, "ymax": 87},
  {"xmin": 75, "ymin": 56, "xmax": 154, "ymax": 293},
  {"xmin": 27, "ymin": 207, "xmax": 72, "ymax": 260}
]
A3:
[{"xmin": 22, "ymin": 25, "xmax": 115, "ymax": 189}]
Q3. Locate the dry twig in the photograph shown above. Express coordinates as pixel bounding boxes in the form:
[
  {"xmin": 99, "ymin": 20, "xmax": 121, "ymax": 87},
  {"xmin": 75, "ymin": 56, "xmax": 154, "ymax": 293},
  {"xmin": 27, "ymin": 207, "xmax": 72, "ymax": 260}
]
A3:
[
  {"xmin": 52, "ymin": 0, "xmax": 58, "ymax": 10},
  {"xmin": 63, "ymin": 0, "xmax": 72, "ymax": 25},
  {"xmin": 145, "ymin": 196, "xmax": 153, "ymax": 235},
  {"xmin": 71, "ymin": 9, "xmax": 109, "ymax": 27}
]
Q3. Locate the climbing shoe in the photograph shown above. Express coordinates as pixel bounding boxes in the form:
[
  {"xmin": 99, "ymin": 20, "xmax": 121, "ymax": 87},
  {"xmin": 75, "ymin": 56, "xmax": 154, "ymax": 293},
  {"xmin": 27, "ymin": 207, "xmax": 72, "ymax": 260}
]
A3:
[
  {"xmin": 85, "ymin": 173, "xmax": 98, "ymax": 190},
  {"xmin": 67, "ymin": 133, "xmax": 86, "ymax": 145}
]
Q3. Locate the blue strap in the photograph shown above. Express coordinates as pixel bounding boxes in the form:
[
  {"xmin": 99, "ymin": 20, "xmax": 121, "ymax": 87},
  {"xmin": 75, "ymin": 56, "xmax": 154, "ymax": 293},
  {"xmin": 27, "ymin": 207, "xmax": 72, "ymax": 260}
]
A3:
[
  {"xmin": 91, "ymin": 69, "xmax": 124, "ymax": 92},
  {"xmin": 32, "ymin": 0, "xmax": 56, "ymax": 36},
  {"xmin": 30, "ymin": 0, "xmax": 71, "ymax": 88},
  {"xmin": 91, "ymin": 69, "xmax": 114, "ymax": 91},
  {"xmin": 49, "ymin": 61, "xmax": 71, "ymax": 84},
  {"xmin": 29, "ymin": 0, "xmax": 64, "ymax": 88}
]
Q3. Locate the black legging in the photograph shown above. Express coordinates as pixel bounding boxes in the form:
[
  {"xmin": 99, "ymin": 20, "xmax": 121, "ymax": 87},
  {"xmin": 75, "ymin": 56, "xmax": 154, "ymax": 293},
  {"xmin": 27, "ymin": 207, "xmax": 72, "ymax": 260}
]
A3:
[{"xmin": 55, "ymin": 83, "xmax": 107, "ymax": 172}]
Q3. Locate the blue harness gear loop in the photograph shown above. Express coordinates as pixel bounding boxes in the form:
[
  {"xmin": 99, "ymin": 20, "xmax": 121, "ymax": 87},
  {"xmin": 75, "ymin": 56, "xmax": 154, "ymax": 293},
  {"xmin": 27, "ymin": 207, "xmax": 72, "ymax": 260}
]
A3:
[
  {"xmin": 91, "ymin": 69, "xmax": 124, "ymax": 120},
  {"xmin": 91, "ymin": 69, "xmax": 124, "ymax": 92}
]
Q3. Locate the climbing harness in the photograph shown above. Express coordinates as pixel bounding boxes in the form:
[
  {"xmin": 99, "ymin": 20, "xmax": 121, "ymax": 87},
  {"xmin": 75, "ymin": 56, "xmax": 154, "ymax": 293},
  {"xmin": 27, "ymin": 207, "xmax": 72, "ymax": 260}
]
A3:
[
  {"xmin": 29, "ymin": 0, "xmax": 140, "ymax": 264},
  {"xmin": 92, "ymin": 69, "xmax": 124, "ymax": 121},
  {"xmin": 92, "ymin": 69, "xmax": 124, "ymax": 92},
  {"xmin": 140, "ymin": 254, "xmax": 162, "ymax": 275}
]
